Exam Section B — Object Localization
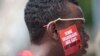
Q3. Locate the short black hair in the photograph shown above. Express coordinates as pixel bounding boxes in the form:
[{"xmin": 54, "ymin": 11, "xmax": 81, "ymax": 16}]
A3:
[
  {"xmin": 69, "ymin": 0, "xmax": 79, "ymax": 5},
  {"xmin": 25, "ymin": 0, "xmax": 68, "ymax": 43}
]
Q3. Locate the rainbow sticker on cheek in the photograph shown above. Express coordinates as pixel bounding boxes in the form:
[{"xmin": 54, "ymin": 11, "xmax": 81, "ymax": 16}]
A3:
[{"xmin": 58, "ymin": 24, "xmax": 81, "ymax": 56}]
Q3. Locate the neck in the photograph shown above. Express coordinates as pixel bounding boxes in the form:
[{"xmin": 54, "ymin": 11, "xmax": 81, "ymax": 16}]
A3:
[{"xmin": 30, "ymin": 34, "xmax": 64, "ymax": 56}]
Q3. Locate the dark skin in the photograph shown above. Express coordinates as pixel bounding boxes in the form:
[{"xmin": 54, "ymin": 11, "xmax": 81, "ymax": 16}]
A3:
[{"xmin": 29, "ymin": 1, "xmax": 89, "ymax": 56}]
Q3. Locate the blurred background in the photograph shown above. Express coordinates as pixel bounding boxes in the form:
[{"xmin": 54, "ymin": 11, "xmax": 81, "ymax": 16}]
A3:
[
  {"xmin": 78, "ymin": 0, "xmax": 100, "ymax": 56},
  {"xmin": 0, "ymin": 0, "xmax": 100, "ymax": 56}
]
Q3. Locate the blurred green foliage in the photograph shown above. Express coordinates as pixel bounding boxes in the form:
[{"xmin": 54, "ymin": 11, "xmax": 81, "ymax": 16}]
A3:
[{"xmin": 78, "ymin": 0, "xmax": 92, "ymax": 27}]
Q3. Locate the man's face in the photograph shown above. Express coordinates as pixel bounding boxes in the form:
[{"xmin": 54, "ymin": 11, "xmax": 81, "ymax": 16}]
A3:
[
  {"xmin": 55, "ymin": 19, "xmax": 88, "ymax": 56},
  {"xmin": 44, "ymin": 1, "xmax": 89, "ymax": 56},
  {"xmin": 31, "ymin": 1, "xmax": 89, "ymax": 56}
]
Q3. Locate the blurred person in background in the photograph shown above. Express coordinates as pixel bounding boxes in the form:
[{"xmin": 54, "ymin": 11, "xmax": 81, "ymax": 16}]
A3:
[
  {"xmin": 0, "ymin": 0, "xmax": 31, "ymax": 56},
  {"xmin": 92, "ymin": 0, "xmax": 100, "ymax": 56}
]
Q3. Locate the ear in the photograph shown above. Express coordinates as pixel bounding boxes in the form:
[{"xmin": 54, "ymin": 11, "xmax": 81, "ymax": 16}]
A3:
[{"xmin": 46, "ymin": 22, "xmax": 59, "ymax": 40}]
